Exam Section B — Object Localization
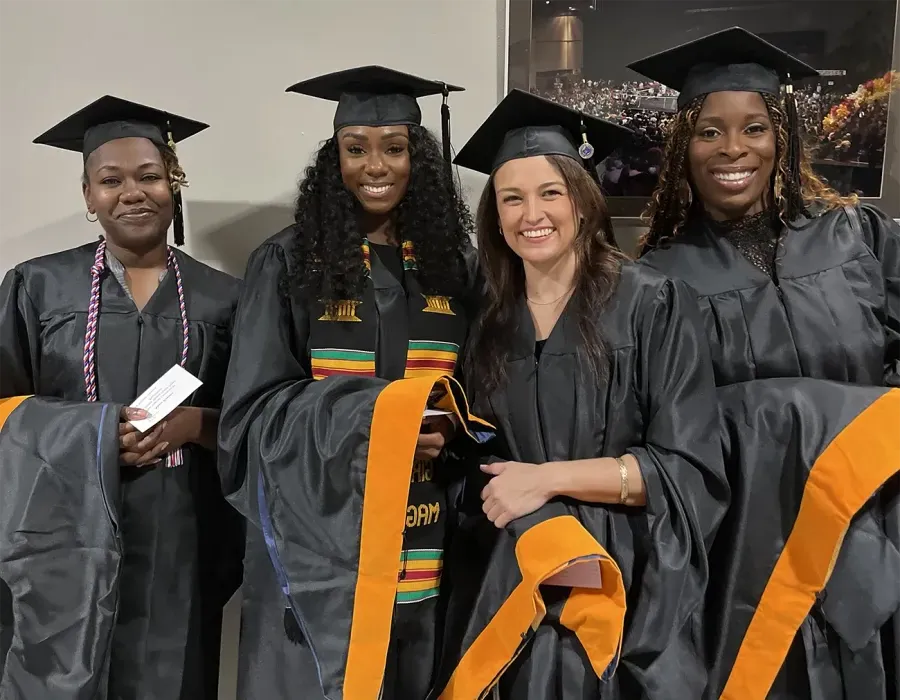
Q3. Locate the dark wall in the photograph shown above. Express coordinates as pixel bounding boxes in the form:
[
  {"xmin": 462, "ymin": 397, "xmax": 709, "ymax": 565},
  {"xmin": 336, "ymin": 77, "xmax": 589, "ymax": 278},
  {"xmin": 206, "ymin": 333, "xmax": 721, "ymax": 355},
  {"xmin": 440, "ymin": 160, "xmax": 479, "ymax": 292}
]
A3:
[{"xmin": 576, "ymin": 0, "xmax": 896, "ymax": 86}]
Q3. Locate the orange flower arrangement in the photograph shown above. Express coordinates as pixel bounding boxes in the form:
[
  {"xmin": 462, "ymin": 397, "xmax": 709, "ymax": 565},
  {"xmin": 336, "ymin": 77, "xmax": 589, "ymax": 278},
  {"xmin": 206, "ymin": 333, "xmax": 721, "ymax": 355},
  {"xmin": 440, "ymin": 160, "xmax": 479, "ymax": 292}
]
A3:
[{"xmin": 822, "ymin": 70, "xmax": 898, "ymax": 136}]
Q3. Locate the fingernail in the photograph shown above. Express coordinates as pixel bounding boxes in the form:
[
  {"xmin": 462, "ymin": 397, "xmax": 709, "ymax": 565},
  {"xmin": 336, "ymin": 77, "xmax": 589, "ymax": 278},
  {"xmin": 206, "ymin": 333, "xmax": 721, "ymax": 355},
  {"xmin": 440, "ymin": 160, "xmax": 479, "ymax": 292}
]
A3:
[{"xmin": 159, "ymin": 442, "xmax": 170, "ymax": 451}]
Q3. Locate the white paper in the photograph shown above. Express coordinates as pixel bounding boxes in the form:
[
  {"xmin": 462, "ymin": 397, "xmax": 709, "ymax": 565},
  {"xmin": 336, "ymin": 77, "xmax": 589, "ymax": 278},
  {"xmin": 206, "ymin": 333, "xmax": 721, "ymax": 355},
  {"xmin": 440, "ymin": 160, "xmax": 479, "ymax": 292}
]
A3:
[
  {"xmin": 423, "ymin": 408, "xmax": 452, "ymax": 418},
  {"xmin": 128, "ymin": 365, "xmax": 203, "ymax": 433},
  {"xmin": 544, "ymin": 558, "xmax": 603, "ymax": 589}
]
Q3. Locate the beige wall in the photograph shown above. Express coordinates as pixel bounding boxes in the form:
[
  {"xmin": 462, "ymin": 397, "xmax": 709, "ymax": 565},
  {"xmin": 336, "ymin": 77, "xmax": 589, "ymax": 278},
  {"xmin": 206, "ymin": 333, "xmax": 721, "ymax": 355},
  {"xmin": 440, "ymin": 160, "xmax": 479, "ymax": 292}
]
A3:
[{"xmin": 0, "ymin": 0, "xmax": 508, "ymax": 277}]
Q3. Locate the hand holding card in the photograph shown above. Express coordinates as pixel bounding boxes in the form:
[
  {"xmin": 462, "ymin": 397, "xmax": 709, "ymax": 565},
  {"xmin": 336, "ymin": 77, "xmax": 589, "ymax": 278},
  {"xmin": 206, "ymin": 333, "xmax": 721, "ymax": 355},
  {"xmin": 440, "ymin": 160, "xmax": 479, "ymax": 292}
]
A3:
[{"xmin": 128, "ymin": 365, "xmax": 203, "ymax": 433}]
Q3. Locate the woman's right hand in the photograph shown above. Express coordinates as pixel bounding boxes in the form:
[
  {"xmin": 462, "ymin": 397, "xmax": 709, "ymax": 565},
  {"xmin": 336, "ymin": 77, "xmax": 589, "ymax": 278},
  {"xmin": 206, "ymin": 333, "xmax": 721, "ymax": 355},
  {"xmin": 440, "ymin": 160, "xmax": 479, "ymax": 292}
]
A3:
[{"xmin": 119, "ymin": 407, "xmax": 170, "ymax": 466}]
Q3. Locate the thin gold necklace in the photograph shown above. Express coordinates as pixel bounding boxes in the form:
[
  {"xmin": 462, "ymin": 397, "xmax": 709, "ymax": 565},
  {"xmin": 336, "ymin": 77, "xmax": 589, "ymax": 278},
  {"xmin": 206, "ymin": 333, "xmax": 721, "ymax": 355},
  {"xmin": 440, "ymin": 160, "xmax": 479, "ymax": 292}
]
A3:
[{"xmin": 526, "ymin": 288, "xmax": 573, "ymax": 305}]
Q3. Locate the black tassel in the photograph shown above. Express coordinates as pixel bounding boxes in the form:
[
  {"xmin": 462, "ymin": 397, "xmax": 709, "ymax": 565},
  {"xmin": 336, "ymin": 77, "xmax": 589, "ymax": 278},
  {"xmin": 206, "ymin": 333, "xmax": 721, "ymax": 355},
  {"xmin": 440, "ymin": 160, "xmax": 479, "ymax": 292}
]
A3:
[
  {"xmin": 167, "ymin": 121, "xmax": 186, "ymax": 247},
  {"xmin": 782, "ymin": 76, "xmax": 806, "ymax": 217},
  {"xmin": 173, "ymin": 189, "xmax": 185, "ymax": 246},
  {"xmin": 283, "ymin": 607, "xmax": 305, "ymax": 645},
  {"xmin": 441, "ymin": 83, "xmax": 452, "ymax": 164}
]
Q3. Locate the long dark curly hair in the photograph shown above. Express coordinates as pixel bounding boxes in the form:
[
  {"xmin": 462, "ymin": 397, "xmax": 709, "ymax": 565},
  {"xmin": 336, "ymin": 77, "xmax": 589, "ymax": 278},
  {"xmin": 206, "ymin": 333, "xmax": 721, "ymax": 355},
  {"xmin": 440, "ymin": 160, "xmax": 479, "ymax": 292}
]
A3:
[
  {"xmin": 464, "ymin": 155, "xmax": 625, "ymax": 399},
  {"xmin": 284, "ymin": 125, "xmax": 473, "ymax": 302},
  {"xmin": 640, "ymin": 92, "xmax": 857, "ymax": 252}
]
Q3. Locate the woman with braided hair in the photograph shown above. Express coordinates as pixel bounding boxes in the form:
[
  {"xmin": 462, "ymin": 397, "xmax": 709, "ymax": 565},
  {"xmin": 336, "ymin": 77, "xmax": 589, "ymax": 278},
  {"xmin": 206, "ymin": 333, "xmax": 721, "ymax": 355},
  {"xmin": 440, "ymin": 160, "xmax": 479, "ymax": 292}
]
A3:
[
  {"xmin": 0, "ymin": 96, "xmax": 243, "ymax": 698},
  {"xmin": 631, "ymin": 28, "xmax": 900, "ymax": 700}
]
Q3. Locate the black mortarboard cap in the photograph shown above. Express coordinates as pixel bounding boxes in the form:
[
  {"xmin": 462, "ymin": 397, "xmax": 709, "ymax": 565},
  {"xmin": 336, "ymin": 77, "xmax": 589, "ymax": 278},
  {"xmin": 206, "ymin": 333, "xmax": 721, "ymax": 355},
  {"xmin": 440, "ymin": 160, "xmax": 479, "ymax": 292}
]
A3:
[
  {"xmin": 33, "ymin": 95, "xmax": 208, "ymax": 246},
  {"xmin": 286, "ymin": 65, "xmax": 464, "ymax": 161},
  {"xmin": 33, "ymin": 95, "xmax": 209, "ymax": 161},
  {"xmin": 453, "ymin": 88, "xmax": 634, "ymax": 176},
  {"xmin": 627, "ymin": 27, "xmax": 820, "ymax": 109}
]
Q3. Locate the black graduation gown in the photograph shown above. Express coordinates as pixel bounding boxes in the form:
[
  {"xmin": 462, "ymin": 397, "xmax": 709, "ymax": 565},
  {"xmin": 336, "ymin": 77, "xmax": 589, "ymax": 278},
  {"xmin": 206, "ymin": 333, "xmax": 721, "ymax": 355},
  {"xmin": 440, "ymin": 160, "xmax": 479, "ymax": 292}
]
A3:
[
  {"xmin": 432, "ymin": 264, "xmax": 730, "ymax": 700},
  {"xmin": 0, "ymin": 397, "xmax": 122, "ymax": 700},
  {"xmin": 217, "ymin": 227, "xmax": 484, "ymax": 700},
  {"xmin": 641, "ymin": 203, "xmax": 900, "ymax": 699},
  {"xmin": 0, "ymin": 242, "xmax": 243, "ymax": 699}
]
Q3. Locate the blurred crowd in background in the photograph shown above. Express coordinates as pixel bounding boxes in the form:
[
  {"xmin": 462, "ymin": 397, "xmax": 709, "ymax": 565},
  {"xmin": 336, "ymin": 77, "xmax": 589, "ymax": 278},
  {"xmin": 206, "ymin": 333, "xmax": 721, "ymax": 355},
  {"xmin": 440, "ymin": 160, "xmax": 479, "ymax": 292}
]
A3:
[{"xmin": 532, "ymin": 70, "xmax": 897, "ymax": 197}]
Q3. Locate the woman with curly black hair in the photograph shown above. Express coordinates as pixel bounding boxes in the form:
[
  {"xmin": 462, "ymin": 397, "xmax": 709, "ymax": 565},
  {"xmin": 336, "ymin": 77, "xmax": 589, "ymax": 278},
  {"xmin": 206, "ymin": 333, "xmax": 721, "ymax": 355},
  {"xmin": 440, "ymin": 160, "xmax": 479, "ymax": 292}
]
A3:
[
  {"xmin": 217, "ymin": 67, "xmax": 479, "ymax": 700},
  {"xmin": 630, "ymin": 28, "xmax": 900, "ymax": 700}
]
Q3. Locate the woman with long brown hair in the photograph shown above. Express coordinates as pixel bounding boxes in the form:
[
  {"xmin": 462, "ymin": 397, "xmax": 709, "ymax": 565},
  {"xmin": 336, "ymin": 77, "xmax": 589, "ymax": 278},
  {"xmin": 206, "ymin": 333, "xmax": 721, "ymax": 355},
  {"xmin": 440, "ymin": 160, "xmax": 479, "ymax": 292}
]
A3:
[
  {"xmin": 431, "ymin": 89, "xmax": 729, "ymax": 700},
  {"xmin": 631, "ymin": 27, "xmax": 900, "ymax": 700}
]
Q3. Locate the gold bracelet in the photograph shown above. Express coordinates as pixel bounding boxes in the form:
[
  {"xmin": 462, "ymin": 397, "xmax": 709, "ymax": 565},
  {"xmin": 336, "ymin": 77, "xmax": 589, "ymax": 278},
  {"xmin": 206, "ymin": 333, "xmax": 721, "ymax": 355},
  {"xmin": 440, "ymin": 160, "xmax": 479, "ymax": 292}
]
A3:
[{"xmin": 616, "ymin": 456, "xmax": 629, "ymax": 504}]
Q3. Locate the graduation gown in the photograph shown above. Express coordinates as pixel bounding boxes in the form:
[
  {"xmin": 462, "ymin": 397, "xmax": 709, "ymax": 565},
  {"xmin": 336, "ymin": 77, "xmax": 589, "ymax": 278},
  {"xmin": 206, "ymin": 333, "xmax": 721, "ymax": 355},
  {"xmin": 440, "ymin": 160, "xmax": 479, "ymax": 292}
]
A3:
[
  {"xmin": 433, "ymin": 264, "xmax": 730, "ymax": 700},
  {"xmin": 640, "ymin": 204, "xmax": 900, "ymax": 388},
  {"xmin": 641, "ymin": 203, "xmax": 900, "ymax": 699},
  {"xmin": 0, "ymin": 242, "xmax": 243, "ymax": 699},
  {"xmin": 0, "ymin": 396, "xmax": 121, "ymax": 700},
  {"xmin": 217, "ymin": 227, "xmax": 485, "ymax": 700},
  {"xmin": 712, "ymin": 379, "xmax": 900, "ymax": 700}
]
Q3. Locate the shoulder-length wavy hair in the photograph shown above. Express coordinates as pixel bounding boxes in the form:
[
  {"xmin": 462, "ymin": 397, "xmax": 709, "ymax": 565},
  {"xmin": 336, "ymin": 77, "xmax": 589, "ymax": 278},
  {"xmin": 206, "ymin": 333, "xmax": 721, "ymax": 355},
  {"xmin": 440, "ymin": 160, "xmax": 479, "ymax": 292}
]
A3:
[
  {"xmin": 284, "ymin": 124, "xmax": 473, "ymax": 302},
  {"xmin": 640, "ymin": 92, "xmax": 857, "ymax": 252},
  {"xmin": 464, "ymin": 155, "xmax": 625, "ymax": 399}
]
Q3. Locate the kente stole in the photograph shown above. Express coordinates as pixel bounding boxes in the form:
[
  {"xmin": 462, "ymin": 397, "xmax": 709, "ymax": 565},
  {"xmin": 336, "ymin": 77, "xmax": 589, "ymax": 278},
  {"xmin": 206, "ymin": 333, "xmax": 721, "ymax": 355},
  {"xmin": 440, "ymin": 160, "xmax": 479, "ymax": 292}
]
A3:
[{"xmin": 307, "ymin": 241, "xmax": 468, "ymax": 604}]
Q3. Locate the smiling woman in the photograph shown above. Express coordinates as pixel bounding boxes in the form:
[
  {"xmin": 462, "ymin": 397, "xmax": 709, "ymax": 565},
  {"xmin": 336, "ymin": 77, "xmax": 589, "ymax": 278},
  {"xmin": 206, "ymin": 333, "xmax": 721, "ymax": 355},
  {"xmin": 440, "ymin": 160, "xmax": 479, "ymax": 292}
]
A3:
[
  {"xmin": 337, "ymin": 125, "xmax": 412, "ymax": 220},
  {"xmin": 687, "ymin": 91, "xmax": 777, "ymax": 221},
  {"xmin": 634, "ymin": 27, "xmax": 900, "ymax": 700},
  {"xmin": 435, "ymin": 88, "xmax": 729, "ymax": 700},
  {"xmin": 0, "ymin": 96, "xmax": 244, "ymax": 699},
  {"xmin": 82, "ymin": 135, "xmax": 183, "ymax": 251},
  {"xmin": 216, "ymin": 66, "xmax": 484, "ymax": 700}
]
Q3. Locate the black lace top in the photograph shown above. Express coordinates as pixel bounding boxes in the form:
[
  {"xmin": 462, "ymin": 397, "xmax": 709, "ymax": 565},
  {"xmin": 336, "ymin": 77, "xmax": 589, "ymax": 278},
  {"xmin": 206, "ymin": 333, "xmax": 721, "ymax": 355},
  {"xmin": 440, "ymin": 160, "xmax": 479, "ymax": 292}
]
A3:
[{"xmin": 706, "ymin": 209, "xmax": 781, "ymax": 277}]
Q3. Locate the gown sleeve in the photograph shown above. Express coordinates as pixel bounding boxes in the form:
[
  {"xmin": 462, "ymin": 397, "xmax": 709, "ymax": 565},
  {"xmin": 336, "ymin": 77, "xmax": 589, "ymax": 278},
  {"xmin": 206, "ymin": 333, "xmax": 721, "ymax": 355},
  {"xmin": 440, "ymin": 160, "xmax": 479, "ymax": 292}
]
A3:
[
  {"xmin": 856, "ymin": 204, "xmax": 900, "ymax": 387},
  {"xmin": 216, "ymin": 241, "xmax": 342, "ymax": 520},
  {"xmin": 1, "ymin": 397, "xmax": 123, "ymax": 698},
  {"xmin": 712, "ymin": 379, "xmax": 900, "ymax": 699},
  {"xmin": 614, "ymin": 277, "xmax": 730, "ymax": 692},
  {"xmin": 0, "ymin": 268, "xmax": 40, "ymax": 397}
]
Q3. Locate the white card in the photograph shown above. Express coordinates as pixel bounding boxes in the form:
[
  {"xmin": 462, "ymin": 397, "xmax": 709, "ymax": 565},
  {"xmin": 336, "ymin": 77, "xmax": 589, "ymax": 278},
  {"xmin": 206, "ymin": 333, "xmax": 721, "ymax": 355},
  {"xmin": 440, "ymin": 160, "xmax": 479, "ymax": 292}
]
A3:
[
  {"xmin": 543, "ymin": 558, "xmax": 603, "ymax": 589},
  {"xmin": 423, "ymin": 408, "xmax": 452, "ymax": 418},
  {"xmin": 128, "ymin": 365, "xmax": 203, "ymax": 433}
]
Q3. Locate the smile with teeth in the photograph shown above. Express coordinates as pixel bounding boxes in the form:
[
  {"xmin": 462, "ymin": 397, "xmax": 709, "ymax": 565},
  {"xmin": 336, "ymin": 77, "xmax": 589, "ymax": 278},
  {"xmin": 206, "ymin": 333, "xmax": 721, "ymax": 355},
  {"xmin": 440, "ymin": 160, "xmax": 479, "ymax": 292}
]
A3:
[
  {"xmin": 713, "ymin": 170, "xmax": 755, "ymax": 183},
  {"xmin": 362, "ymin": 184, "xmax": 392, "ymax": 195},
  {"xmin": 520, "ymin": 227, "xmax": 555, "ymax": 239}
]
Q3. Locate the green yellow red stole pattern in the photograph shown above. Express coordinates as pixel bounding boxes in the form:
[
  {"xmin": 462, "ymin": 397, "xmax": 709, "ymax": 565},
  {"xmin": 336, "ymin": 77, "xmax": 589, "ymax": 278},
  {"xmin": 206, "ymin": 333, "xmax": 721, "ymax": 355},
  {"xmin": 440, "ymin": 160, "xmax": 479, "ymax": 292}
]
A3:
[
  {"xmin": 306, "ymin": 240, "xmax": 470, "ymax": 606},
  {"xmin": 309, "ymin": 240, "xmax": 466, "ymax": 381}
]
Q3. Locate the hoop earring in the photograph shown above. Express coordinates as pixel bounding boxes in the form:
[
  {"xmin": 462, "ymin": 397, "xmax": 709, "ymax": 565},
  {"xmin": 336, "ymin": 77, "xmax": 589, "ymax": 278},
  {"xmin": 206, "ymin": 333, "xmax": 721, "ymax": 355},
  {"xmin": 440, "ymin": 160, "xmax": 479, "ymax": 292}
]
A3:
[{"xmin": 85, "ymin": 211, "xmax": 98, "ymax": 223}]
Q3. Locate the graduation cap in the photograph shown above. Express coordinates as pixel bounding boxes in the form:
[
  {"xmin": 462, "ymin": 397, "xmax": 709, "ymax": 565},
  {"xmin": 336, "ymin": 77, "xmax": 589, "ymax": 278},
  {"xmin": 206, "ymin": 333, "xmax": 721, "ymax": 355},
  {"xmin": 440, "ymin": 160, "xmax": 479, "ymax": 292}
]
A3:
[
  {"xmin": 626, "ymin": 26, "xmax": 819, "ymax": 111},
  {"xmin": 628, "ymin": 27, "xmax": 819, "ymax": 217},
  {"xmin": 453, "ymin": 88, "xmax": 634, "ymax": 176},
  {"xmin": 33, "ymin": 95, "xmax": 208, "ymax": 245},
  {"xmin": 286, "ymin": 65, "xmax": 464, "ymax": 161}
]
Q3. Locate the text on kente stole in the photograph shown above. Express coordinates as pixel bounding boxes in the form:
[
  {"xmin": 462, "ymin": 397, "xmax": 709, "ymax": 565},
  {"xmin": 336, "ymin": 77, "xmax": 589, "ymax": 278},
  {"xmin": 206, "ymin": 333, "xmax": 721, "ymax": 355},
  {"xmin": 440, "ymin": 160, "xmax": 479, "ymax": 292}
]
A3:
[{"xmin": 408, "ymin": 458, "xmax": 439, "ymax": 529}]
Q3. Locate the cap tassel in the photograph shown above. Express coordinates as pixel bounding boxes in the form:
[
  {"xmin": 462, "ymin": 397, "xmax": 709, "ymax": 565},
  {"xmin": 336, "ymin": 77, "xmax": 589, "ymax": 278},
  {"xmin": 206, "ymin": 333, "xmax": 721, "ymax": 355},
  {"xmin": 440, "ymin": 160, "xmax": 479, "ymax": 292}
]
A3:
[
  {"xmin": 167, "ymin": 123, "xmax": 185, "ymax": 246},
  {"xmin": 441, "ymin": 84, "xmax": 452, "ymax": 163},
  {"xmin": 173, "ymin": 189, "xmax": 186, "ymax": 246},
  {"xmin": 577, "ymin": 118, "xmax": 604, "ymax": 186},
  {"xmin": 782, "ymin": 76, "xmax": 806, "ymax": 217}
]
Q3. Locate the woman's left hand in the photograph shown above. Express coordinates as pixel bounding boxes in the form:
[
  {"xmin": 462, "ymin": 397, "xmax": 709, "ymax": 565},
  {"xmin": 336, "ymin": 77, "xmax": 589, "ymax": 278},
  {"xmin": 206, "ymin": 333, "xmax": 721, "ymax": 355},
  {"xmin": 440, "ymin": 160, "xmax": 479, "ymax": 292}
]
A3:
[
  {"xmin": 480, "ymin": 461, "xmax": 552, "ymax": 528},
  {"xmin": 155, "ymin": 406, "xmax": 202, "ymax": 455}
]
